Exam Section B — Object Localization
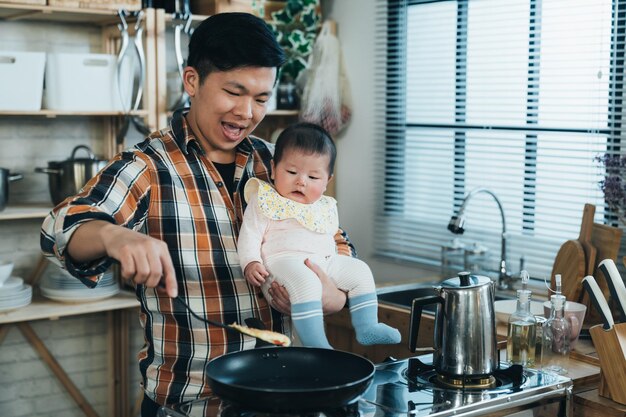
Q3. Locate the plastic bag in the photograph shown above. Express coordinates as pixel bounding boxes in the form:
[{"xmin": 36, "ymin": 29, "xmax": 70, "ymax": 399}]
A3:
[{"xmin": 299, "ymin": 20, "xmax": 352, "ymax": 135}]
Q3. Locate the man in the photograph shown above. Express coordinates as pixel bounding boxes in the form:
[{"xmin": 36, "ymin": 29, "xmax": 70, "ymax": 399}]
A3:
[{"xmin": 40, "ymin": 13, "xmax": 352, "ymax": 416}]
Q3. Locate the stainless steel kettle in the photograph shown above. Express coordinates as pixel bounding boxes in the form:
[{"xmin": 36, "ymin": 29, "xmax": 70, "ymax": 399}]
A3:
[{"xmin": 409, "ymin": 272, "xmax": 497, "ymax": 377}]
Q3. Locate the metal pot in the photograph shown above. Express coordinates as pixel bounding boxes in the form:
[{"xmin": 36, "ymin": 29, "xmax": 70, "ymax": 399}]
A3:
[
  {"xmin": 409, "ymin": 272, "xmax": 497, "ymax": 378},
  {"xmin": 0, "ymin": 168, "xmax": 23, "ymax": 212},
  {"xmin": 35, "ymin": 145, "xmax": 108, "ymax": 205}
]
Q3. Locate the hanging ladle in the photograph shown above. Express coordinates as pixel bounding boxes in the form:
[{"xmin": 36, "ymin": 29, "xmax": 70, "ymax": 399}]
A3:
[{"xmin": 172, "ymin": 292, "xmax": 291, "ymax": 347}]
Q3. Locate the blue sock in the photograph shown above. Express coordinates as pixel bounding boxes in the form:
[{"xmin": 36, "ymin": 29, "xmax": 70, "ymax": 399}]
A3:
[
  {"xmin": 350, "ymin": 293, "xmax": 401, "ymax": 345},
  {"xmin": 291, "ymin": 300, "xmax": 332, "ymax": 349}
]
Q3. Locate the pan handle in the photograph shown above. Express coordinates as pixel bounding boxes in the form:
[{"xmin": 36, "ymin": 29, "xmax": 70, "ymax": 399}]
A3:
[{"xmin": 35, "ymin": 167, "xmax": 61, "ymax": 175}]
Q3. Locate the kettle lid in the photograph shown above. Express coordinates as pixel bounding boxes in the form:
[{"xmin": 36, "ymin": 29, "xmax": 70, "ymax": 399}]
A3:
[{"xmin": 441, "ymin": 271, "xmax": 492, "ymax": 288}]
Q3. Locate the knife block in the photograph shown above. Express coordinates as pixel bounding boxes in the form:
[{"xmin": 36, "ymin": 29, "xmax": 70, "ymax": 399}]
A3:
[{"xmin": 589, "ymin": 322, "xmax": 626, "ymax": 405}]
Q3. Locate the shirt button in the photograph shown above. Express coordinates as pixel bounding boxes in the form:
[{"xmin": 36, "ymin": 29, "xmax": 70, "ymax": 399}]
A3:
[{"xmin": 216, "ymin": 182, "xmax": 224, "ymax": 188}]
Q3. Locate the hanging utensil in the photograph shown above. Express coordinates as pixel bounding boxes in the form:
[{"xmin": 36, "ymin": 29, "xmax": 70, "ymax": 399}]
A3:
[
  {"xmin": 116, "ymin": 9, "xmax": 150, "ymax": 148},
  {"xmin": 598, "ymin": 259, "xmax": 626, "ymax": 322},
  {"xmin": 170, "ymin": 12, "xmax": 194, "ymax": 111}
]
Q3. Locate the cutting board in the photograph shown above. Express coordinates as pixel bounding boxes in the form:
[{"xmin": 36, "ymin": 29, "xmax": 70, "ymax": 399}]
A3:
[{"xmin": 551, "ymin": 239, "xmax": 586, "ymax": 302}]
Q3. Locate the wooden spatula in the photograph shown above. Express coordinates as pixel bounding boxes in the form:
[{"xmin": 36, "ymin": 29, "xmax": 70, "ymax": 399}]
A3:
[{"xmin": 578, "ymin": 204, "xmax": 597, "ymax": 277}]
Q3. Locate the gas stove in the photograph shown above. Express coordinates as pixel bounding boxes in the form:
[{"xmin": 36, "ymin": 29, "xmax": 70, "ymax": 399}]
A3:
[{"xmin": 157, "ymin": 354, "xmax": 573, "ymax": 417}]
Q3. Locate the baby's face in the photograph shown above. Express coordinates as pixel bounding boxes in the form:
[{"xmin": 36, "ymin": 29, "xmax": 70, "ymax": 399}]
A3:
[{"xmin": 271, "ymin": 149, "xmax": 332, "ymax": 204}]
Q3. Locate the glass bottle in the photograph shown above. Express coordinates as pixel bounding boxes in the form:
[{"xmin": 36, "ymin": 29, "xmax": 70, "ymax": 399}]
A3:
[
  {"xmin": 506, "ymin": 271, "xmax": 536, "ymax": 367},
  {"xmin": 541, "ymin": 293, "xmax": 570, "ymax": 374}
]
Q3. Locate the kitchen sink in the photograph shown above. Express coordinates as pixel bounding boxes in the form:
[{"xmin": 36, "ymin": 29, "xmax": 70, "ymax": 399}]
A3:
[{"xmin": 377, "ymin": 282, "xmax": 515, "ymax": 313}]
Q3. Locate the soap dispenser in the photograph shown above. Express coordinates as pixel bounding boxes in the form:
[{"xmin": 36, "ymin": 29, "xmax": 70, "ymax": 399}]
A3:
[
  {"xmin": 506, "ymin": 270, "xmax": 536, "ymax": 367},
  {"xmin": 541, "ymin": 274, "xmax": 571, "ymax": 374}
]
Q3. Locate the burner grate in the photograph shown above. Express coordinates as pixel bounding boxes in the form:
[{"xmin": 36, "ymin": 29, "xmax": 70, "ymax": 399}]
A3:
[{"xmin": 218, "ymin": 402, "xmax": 360, "ymax": 417}]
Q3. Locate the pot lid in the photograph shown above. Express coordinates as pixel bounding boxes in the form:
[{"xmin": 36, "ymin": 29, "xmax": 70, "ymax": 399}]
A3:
[{"xmin": 441, "ymin": 272, "xmax": 492, "ymax": 289}]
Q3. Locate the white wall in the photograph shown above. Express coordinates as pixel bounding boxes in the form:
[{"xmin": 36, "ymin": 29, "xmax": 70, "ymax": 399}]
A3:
[{"xmin": 326, "ymin": 1, "xmax": 439, "ymax": 283}]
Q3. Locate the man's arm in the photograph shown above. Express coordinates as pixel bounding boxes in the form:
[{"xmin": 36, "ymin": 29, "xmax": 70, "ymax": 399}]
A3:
[{"xmin": 66, "ymin": 220, "xmax": 178, "ymax": 298}]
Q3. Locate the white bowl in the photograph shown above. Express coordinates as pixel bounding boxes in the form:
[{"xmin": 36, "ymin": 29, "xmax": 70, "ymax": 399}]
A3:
[
  {"xmin": 495, "ymin": 299, "xmax": 545, "ymax": 323},
  {"xmin": 0, "ymin": 261, "xmax": 14, "ymax": 286}
]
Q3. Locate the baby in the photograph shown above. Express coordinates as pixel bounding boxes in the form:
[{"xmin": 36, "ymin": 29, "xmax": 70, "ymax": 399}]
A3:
[{"xmin": 238, "ymin": 122, "xmax": 400, "ymax": 349}]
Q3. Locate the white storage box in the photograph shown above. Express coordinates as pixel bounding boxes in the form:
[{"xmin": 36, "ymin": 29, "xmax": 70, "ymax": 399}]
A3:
[
  {"xmin": 0, "ymin": 51, "xmax": 46, "ymax": 111},
  {"xmin": 44, "ymin": 52, "xmax": 133, "ymax": 112}
]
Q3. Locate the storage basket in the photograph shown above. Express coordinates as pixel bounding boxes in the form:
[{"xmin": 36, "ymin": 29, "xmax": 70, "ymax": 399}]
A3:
[
  {"xmin": 44, "ymin": 52, "xmax": 133, "ymax": 112},
  {"xmin": 190, "ymin": 0, "xmax": 252, "ymax": 15},
  {"xmin": 46, "ymin": 0, "xmax": 141, "ymax": 10},
  {"xmin": 0, "ymin": 0, "xmax": 46, "ymax": 5},
  {"xmin": 0, "ymin": 51, "xmax": 46, "ymax": 111}
]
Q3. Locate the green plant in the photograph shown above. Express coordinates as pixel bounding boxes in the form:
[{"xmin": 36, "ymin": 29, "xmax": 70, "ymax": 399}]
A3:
[{"xmin": 255, "ymin": 0, "xmax": 321, "ymax": 83}]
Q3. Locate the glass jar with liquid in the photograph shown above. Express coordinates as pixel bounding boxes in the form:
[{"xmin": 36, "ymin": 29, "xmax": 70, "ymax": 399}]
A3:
[{"xmin": 506, "ymin": 287, "xmax": 537, "ymax": 367}]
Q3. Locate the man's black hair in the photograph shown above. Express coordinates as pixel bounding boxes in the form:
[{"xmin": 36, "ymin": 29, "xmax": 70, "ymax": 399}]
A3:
[
  {"xmin": 274, "ymin": 122, "xmax": 337, "ymax": 176},
  {"xmin": 188, "ymin": 13, "xmax": 286, "ymax": 84}
]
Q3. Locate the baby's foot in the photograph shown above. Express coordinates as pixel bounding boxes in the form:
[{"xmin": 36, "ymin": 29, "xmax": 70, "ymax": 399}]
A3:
[{"xmin": 356, "ymin": 323, "xmax": 401, "ymax": 345}]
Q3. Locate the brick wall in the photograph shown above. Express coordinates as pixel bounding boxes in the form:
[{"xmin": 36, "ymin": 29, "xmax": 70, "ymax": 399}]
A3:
[{"xmin": 0, "ymin": 19, "xmax": 145, "ymax": 417}]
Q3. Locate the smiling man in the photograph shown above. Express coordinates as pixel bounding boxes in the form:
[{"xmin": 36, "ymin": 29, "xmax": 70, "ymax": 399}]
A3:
[{"xmin": 40, "ymin": 13, "xmax": 351, "ymax": 417}]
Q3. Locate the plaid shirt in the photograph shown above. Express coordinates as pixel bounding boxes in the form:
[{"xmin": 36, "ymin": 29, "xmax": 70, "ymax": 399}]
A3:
[{"xmin": 40, "ymin": 110, "xmax": 355, "ymax": 405}]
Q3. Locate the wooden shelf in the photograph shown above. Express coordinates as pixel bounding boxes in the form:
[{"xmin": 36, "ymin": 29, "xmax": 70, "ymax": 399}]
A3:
[
  {"xmin": 0, "ymin": 109, "xmax": 149, "ymax": 118},
  {"xmin": 0, "ymin": 291, "xmax": 139, "ymax": 324},
  {"xmin": 0, "ymin": 204, "xmax": 52, "ymax": 221},
  {"xmin": 0, "ymin": 3, "xmax": 128, "ymax": 25}
]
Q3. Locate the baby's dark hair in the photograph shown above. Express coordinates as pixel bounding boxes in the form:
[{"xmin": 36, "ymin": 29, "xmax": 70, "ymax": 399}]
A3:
[
  {"xmin": 274, "ymin": 122, "xmax": 336, "ymax": 176},
  {"xmin": 188, "ymin": 13, "xmax": 286, "ymax": 85}
]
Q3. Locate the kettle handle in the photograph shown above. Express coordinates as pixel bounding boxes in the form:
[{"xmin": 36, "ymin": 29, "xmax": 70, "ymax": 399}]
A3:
[{"xmin": 409, "ymin": 295, "xmax": 443, "ymax": 352}]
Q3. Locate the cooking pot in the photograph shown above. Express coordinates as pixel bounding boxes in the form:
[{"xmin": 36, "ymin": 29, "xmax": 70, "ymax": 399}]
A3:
[
  {"xmin": 409, "ymin": 271, "xmax": 497, "ymax": 378},
  {"xmin": 206, "ymin": 347, "xmax": 375, "ymax": 413},
  {"xmin": 35, "ymin": 145, "xmax": 108, "ymax": 205},
  {"xmin": 0, "ymin": 168, "xmax": 23, "ymax": 212}
]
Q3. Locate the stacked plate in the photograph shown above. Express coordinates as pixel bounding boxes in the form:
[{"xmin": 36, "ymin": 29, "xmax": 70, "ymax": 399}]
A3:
[
  {"xmin": 40, "ymin": 269, "xmax": 119, "ymax": 303},
  {"xmin": 0, "ymin": 277, "xmax": 33, "ymax": 312}
]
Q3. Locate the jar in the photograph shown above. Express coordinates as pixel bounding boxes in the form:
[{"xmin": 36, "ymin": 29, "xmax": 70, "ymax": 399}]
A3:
[
  {"xmin": 441, "ymin": 238, "xmax": 465, "ymax": 277},
  {"xmin": 277, "ymin": 82, "xmax": 299, "ymax": 110},
  {"xmin": 463, "ymin": 242, "xmax": 489, "ymax": 274}
]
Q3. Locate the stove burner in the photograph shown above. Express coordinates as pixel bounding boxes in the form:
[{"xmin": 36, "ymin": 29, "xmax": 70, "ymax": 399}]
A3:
[
  {"xmin": 219, "ymin": 402, "xmax": 360, "ymax": 417},
  {"xmin": 435, "ymin": 374, "xmax": 496, "ymax": 389},
  {"xmin": 405, "ymin": 357, "xmax": 526, "ymax": 392}
]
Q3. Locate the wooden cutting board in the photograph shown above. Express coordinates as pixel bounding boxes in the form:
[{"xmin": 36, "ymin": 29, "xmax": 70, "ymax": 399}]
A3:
[{"xmin": 551, "ymin": 239, "xmax": 586, "ymax": 302}]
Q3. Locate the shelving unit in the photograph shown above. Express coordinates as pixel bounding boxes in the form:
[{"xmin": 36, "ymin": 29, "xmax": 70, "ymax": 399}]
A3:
[
  {"xmin": 1, "ymin": 6, "xmax": 305, "ymax": 416},
  {"xmin": 0, "ymin": 4, "xmax": 150, "ymax": 417}
]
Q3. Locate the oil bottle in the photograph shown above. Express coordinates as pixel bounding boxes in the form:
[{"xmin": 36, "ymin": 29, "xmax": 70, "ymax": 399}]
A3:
[
  {"xmin": 541, "ymin": 274, "xmax": 570, "ymax": 374},
  {"xmin": 507, "ymin": 270, "xmax": 536, "ymax": 367}
]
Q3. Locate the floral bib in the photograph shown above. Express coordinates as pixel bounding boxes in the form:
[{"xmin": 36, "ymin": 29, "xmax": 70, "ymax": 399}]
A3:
[{"xmin": 244, "ymin": 178, "xmax": 338, "ymax": 234}]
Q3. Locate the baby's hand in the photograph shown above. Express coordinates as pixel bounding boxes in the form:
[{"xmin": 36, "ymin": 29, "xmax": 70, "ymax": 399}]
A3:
[{"xmin": 244, "ymin": 262, "xmax": 269, "ymax": 287}]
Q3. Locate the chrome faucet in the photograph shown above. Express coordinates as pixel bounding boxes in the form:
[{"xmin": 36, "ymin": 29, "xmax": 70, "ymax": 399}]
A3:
[{"xmin": 447, "ymin": 188, "xmax": 512, "ymax": 290}]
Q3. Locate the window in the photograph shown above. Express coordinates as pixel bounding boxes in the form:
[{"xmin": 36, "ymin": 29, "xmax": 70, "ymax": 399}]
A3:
[{"xmin": 374, "ymin": 0, "xmax": 621, "ymax": 280}]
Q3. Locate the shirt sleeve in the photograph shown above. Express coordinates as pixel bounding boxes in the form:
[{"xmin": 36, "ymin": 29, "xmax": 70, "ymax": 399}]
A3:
[
  {"xmin": 40, "ymin": 150, "xmax": 153, "ymax": 287},
  {"xmin": 334, "ymin": 227, "xmax": 357, "ymax": 257},
  {"xmin": 237, "ymin": 192, "xmax": 270, "ymax": 272}
]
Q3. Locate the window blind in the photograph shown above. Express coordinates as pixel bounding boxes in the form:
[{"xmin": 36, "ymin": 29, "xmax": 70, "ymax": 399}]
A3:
[{"xmin": 374, "ymin": 0, "xmax": 623, "ymax": 281}]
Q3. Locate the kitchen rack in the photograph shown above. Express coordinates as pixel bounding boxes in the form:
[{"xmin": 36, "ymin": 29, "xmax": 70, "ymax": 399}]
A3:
[{"xmin": 0, "ymin": 5, "xmax": 304, "ymax": 416}]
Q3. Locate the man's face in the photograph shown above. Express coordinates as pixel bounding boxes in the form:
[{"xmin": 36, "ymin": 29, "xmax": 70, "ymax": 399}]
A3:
[{"xmin": 183, "ymin": 66, "xmax": 276, "ymax": 163}]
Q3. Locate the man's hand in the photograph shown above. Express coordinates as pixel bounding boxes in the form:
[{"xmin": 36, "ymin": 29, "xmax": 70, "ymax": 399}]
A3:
[
  {"xmin": 244, "ymin": 262, "xmax": 269, "ymax": 287},
  {"xmin": 305, "ymin": 258, "xmax": 347, "ymax": 314},
  {"xmin": 67, "ymin": 221, "xmax": 178, "ymax": 298},
  {"xmin": 268, "ymin": 258, "xmax": 348, "ymax": 315}
]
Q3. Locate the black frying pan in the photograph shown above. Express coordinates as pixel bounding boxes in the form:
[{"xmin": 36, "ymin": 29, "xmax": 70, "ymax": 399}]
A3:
[{"xmin": 206, "ymin": 347, "xmax": 375, "ymax": 413}]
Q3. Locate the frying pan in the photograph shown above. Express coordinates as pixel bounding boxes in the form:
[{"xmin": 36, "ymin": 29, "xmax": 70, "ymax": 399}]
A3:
[{"xmin": 206, "ymin": 347, "xmax": 375, "ymax": 413}]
